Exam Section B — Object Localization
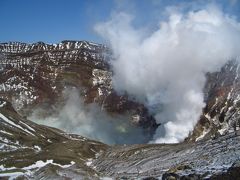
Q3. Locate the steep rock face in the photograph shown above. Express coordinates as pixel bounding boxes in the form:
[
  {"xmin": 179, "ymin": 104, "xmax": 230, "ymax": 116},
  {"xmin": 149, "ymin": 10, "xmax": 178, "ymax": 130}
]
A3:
[
  {"xmin": 0, "ymin": 41, "xmax": 158, "ymax": 143},
  {"xmin": 0, "ymin": 41, "xmax": 109, "ymax": 112},
  {"xmin": 189, "ymin": 60, "xmax": 240, "ymax": 142}
]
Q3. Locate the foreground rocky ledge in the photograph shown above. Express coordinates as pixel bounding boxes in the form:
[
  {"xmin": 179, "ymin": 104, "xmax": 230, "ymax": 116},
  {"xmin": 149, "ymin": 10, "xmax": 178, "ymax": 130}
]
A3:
[{"xmin": 93, "ymin": 133, "xmax": 240, "ymax": 179}]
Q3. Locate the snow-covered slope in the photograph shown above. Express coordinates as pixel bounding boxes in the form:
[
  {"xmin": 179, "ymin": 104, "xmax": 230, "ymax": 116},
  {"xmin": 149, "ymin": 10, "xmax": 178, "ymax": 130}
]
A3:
[{"xmin": 0, "ymin": 98, "xmax": 107, "ymax": 179}]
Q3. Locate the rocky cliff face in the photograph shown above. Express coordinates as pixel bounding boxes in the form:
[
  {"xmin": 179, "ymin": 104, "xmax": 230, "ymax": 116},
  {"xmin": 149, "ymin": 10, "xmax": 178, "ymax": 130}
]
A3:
[
  {"xmin": 189, "ymin": 60, "xmax": 240, "ymax": 142},
  {"xmin": 0, "ymin": 41, "xmax": 108, "ymax": 112}
]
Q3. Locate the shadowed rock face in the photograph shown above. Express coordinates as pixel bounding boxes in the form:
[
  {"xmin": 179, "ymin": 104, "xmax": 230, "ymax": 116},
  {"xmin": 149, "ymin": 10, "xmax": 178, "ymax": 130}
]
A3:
[
  {"xmin": 188, "ymin": 60, "xmax": 240, "ymax": 142},
  {"xmin": 0, "ymin": 41, "xmax": 158, "ymax": 144}
]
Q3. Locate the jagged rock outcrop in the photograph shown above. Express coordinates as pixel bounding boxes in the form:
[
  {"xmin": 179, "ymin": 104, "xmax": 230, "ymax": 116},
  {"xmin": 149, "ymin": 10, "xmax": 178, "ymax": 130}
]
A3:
[{"xmin": 189, "ymin": 60, "xmax": 240, "ymax": 142}]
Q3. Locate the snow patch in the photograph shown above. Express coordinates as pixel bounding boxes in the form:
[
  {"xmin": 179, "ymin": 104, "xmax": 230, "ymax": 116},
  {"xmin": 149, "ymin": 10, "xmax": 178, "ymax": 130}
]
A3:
[
  {"xmin": 196, "ymin": 127, "xmax": 210, "ymax": 141},
  {"xmin": 23, "ymin": 160, "xmax": 75, "ymax": 170},
  {"xmin": 85, "ymin": 158, "xmax": 93, "ymax": 166},
  {"xmin": 33, "ymin": 145, "xmax": 41, "ymax": 152},
  {"xmin": 19, "ymin": 121, "xmax": 36, "ymax": 132},
  {"xmin": 0, "ymin": 113, "xmax": 35, "ymax": 136},
  {"xmin": 0, "ymin": 130, "xmax": 13, "ymax": 136},
  {"xmin": 0, "ymin": 172, "xmax": 25, "ymax": 179},
  {"xmin": 0, "ymin": 101, "xmax": 6, "ymax": 108}
]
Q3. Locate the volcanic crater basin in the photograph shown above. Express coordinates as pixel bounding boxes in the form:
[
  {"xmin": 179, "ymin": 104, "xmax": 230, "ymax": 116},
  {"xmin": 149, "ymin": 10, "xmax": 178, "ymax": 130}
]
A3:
[{"xmin": 1, "ymin": 41, "xmax": 240, "ymax": 179}]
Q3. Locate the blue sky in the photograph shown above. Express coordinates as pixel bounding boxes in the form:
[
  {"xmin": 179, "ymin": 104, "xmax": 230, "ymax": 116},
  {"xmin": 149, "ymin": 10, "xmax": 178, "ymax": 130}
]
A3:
[{"xmin": 0, "ymin": 0, "xmax": 239, "ymax": 44}]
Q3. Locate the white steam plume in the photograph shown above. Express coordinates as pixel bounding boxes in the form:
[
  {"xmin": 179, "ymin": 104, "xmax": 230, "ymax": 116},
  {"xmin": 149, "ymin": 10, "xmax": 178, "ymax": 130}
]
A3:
[
  {"xmin": 30, "ymin": 88, "xmax": 148, "ymax": 145},
  {"xmin": 95, "ymin": 5, "xmax": 240, "ymax": 143}
]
